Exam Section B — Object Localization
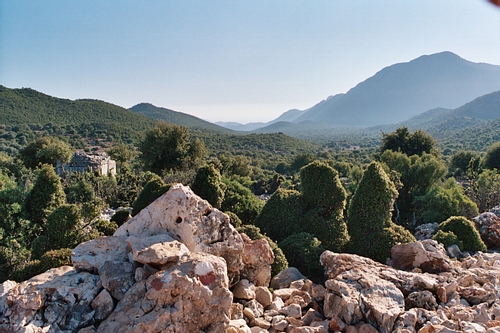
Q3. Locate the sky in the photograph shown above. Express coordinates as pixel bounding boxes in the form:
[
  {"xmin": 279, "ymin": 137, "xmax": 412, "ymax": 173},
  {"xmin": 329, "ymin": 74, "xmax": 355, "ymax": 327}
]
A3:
[{"xmin": 1, "ymin": 1, "xmax": 500, "ymax": 124}]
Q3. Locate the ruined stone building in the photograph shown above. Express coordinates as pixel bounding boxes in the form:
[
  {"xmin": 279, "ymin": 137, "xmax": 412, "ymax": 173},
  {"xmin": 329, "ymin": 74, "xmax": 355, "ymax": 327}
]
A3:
[{"xmin": 56, "ymin": 151, "xmax": 116, "ymax": 176}]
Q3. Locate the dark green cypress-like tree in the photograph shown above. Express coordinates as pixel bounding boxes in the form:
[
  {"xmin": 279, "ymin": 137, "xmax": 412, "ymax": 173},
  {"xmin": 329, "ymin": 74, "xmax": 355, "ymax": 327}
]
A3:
[
  {"xmin": 24, "ymin": 164, "xmax": 66, "ymax": 228},
  {"xmin": 191, "ymin": 164, "xmax": 225, "ymax": 209},
  {"xmin": 347, "ymin": 162, "xmax": 415, "ymax": 263}
]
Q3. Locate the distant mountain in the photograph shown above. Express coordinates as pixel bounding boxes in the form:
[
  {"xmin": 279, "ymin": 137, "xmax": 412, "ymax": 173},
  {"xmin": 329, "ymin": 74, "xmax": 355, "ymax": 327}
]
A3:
[
  {"xmin": 289, "ymin": 52, "xmax": 500, "ymax": 127},
  {"xmin": 216, "ymin": 108, "xmax": 306, "ymax": 132},
  {"xmin": 214, "ymin": 121, "xmax": 265, "ymax": 132},
  {"xmin": 130, "ymin": 103, "xmax": 234, "ymax": 133}
]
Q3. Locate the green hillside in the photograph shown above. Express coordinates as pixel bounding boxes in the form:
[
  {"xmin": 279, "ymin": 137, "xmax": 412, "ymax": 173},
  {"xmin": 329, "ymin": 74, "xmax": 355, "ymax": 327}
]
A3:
[
  {"xmin": 130, "ymin": 103, "xmax": 235, "ymax": 134},
  {"xmin": 0, "ymin": 86, "xmax": 158, "ymax": 143}
]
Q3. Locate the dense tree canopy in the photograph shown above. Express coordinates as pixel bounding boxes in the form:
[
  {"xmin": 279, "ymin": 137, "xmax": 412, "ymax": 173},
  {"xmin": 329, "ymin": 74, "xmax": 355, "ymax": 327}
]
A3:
[
  {"xmin": 483, "ymin": 142, "xmax": 500, "ymax": 170},
  {"xmin": 381, "ymin": 126, "xmax": 437, "ymax": 157},
  {"xmin": 21, "ymin": 136, "xmax": 73, "ymax": 169}
]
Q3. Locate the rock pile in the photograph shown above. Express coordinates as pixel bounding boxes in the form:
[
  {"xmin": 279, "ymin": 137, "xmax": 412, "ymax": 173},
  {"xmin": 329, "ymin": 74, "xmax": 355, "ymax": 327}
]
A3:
[{"xmin": 4, "ymin": 184, "xmax": 500, "ymax": 332}]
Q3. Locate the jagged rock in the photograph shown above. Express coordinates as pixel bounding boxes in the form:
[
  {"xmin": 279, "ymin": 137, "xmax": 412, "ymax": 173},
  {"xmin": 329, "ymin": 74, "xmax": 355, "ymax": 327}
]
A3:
[
  {"xmin": 447, "ymin": 244, "xmax": 463, "ymax": 259},
  {"xmin": 405, "ymin": 290, "xmax": 438, "ymax": 310},
  {"xmin": 72, "ymin": 236, "xmax": 130, "ymax": 272},
  {"xmin": 233, "ymin": 279, "xmax": 256, "ymax": 300},
  {"xmin": 240, "ymin": 233, "xmax": 274, "ymax": 287},
  {"xmin": 126, "ymin": 234, "xmax": 190, "ymax": 265},
  {"xmin": 390, "ymin": 239, "xmax": 453, "ymax": 273},
  {"xmin": 2, "ymin": 266, "xmax": 100, "ymax": 332},
  {"xmin": 255, "ymin": 286, "xmax": 273, "ymax": 308},
  {"xmin": 114, "ymin": 184, "xmax": 244, "ymax": 283},
  {"xmin": 92, "ymin": 289, "xmax": 114, "ymax": 322},
  {"xmin": 98, "ymin": 252, "xmax": 231, "ymax": 333},
  {"xmin": 270, "ymin": 267, "xmax": 306, "ymax": 289},
  {"xmin": 98, "ymin": 260, "xmax": 135, "ymax": 300},
  {"xmin": 414, "ymin": 223, "xmax": 439, "ymax": 241},
  {"xmin": 474, "ymin": 212, "xmax": 500, "ymax": 248}
]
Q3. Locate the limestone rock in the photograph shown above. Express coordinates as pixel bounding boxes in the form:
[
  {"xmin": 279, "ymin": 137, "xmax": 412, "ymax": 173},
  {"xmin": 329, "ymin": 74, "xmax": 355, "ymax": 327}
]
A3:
[
  {"xmin": 390, "ymin": 239, "xmax": 453, "ymax": 273},
  {"xmin": 114, "ymin": 184, "xmax": 244, "ymax": 282},
  {"xmin": 2, "ymin": 266, "xmax": 100, "ymax": 332},
  {"xmin": 98, "ymin": 260, "xmax": 135, "ymax": 300},
  {"xmin": 98, "ymin": 252, "xmax": 231, "ymax": 333},
  {"xmin": 233, "ymin": 279, "xmax": 256, "ymax": 300},
  {"xmin": 126, "ymin": 234, "xmax": 190, "ymax": 265},
  {"xmin": 270, "ymin": 267, "xmax": 306, "ymax": 290},
  {"xmin": 92, "ymin": 289, "xmax": 114, "ymax": 322},
  {"xmin": 255, "ymin": 286, "xmax": 273, "ymax": 308},
  {"xmin": 414, "ymin": 223, "xmax": 439, "ymax": 241},
  {"xmin": 240, "ymin": 233, "xmax": 274, "ymax": 287},
  {"xmin": 405, "ymin": 290, "xmax": 438, "ymax": 310},
  {"xmin": 72, "ymin": 236, "xmax": 130, "ymax": 272},
  {"xmin": 474, "ymin": 212, "xmax": 500, "ymax": 248}
]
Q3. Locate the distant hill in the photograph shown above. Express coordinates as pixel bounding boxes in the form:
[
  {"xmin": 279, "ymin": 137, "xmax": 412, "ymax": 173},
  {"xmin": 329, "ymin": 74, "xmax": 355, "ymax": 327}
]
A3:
[
  {"xmin": 0, "ymin": 85, "xmax": 159, "ymax": 143},
  {"xmin": 130, "ymin": 103, "xmax": 235, "ymax": 133},
  {"xmin": 288, "ymin": 52, "xmax": 500, "ymax": 127},
  {"xmin": 214, "ymin": 121, "xmax": 265, "ymax": 132}
]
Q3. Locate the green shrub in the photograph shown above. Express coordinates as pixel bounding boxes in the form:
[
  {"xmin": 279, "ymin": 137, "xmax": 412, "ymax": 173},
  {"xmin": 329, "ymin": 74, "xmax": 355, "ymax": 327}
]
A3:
[
  {"xmin": 132, "ymin": 177, "xmax": 170, "ymax": 216},
  {"xmin": 237, "ymin": 224, "xmax": 288, "ymax": 277},
  {"xmin": 347, "ymin": 162, "xmax": 415, "ymax": 263},
  {"xmin": 254, "ymin": 189, "xmax": 305, "ymax": 243},
  {"xmin": 110, "ymin": 209, "xmax": 131, "ymax": 227},
  {"xmin": 46, "ymin": 204, "xmax": 83, "ymax": 250},
  {"xmin": 303, "ymin": 209, "xmax": 349, "ymax": 252},
  {"xmin": 437, "ymin": 216, "xmax": 486, "ymax": 252},
  {"xmin": 279, "ymin": 232, "xmax": 325, "ymax": 283},
  {"xmin": 300, "ymin": 161, "xmax": 347, "ymax": 214},
  {"xmin": 92, "ymin": 219, "xmax": 118, "ymax": 237},
  {"xmin": 413, "ymin": 178, "xmax": 479, "ymax": 224},
  {"xmin": 38, "ymin": 248, "xmax": 72, "ymax": 272},
  {"xmin": 191, "ymin": 165, "xmax": 225, "ymax": 209},
  {"xmin": 225, "ymin": 211, "xmax": 242, "ymax": 228},
  {"xmin": 432, "ymin": 230, "xmax": 463, "ymax": 249},
  {"xmin": 222, "ymin": 178, "xmax": 264, "ymax": 225},
  {"xmin": 31, "ymin": 235, "xmax": 50, "ymax": 259}
]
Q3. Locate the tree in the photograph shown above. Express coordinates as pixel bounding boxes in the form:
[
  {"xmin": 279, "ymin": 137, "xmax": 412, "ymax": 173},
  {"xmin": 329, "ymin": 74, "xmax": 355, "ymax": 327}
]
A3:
[
  {"xmin": 106, "ymin": 142, "xmax": 137, "ymax": 165},
  {"xmin": 450, "ymin": 150, "xmax": 480, "ymax": 174},
  {"xmin": 255, "ymin": 189, "xmax": 305, "ymax": 243},
  {"xmin": 300, "ymin": 161, "xmax": 347, "ymax": 216},
  {"xmin": 483, "ymin": 142, "xmax": 500, "ymax": 170},
  {"xmin": 139, "ymin": 122, "xmax": 192, "ymax": 174},
  {"xmin": 381, "ymin": 127, "xmax": 437, "ymax": 157},
  {"xmin": 279, "ymin": 232, "xmax": 325, "ymax": 282},
  {"xmin": 24, "ymin": 165, "xmax": 66, "ymax": 228},
  {"xmin": 380, "ymin": 150, "xmax": 447, "ymax": 228},
  {"xmin": 347, "ymin": 162, "xmax": 415, "ymax": 263},
  {"xmin": 413, "ymin": 178, "xmax": 479, "ymax": 223},
  {"xmin": 132, "ymin": 175, "xmax": 170, "ymax": 216},
  {"xmin": 45, "ymin": 204, "xmax": 84, "ymax": 250},
  {"xmin": 191, "ymin": 165, "xmax": 225, "ymax": 209},
  {"xmin": 221, "ymin": 177, "xmax": 264, "ymax": 225},
  {"xmin": 21, "ymin": 136, "xmax": 73, "ymax": 169}
]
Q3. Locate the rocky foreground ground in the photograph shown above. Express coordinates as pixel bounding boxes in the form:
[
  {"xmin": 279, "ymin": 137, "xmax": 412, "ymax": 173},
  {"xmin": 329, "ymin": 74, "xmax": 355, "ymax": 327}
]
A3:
[{"xmin": 2, "ymin": 184, "xmax": 500, "ymax": 333}]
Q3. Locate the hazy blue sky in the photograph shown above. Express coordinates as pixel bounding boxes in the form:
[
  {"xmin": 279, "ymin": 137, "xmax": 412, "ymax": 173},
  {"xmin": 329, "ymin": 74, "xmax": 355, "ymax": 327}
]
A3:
[{"xmin": 1, "ymin": 1, "xmax": 500, "ymax": 123}]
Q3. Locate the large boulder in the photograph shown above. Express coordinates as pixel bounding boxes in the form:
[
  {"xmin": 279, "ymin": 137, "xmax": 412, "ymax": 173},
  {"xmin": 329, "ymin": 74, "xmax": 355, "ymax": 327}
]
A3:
[
  {"xmin": 114, "ymin": 184, "xmax": 244, "ymax": 282},
  {"xmin": 1, "ymin": 266, "xmax": 101, "ymax": 332},
  {"xmin": 389, "ymin": 239, "xmax": 454, "ymax": 273},
  {"xmin": 97, "ymin": 252, "xmax": 231, "ymax": 333},
  {"xmin": 240, "ymin": 233, "xmax": 274, "ymax": 287},
  {"xmin": 473, "ymin": 212, "xmax": 500, "ymax": 249}
]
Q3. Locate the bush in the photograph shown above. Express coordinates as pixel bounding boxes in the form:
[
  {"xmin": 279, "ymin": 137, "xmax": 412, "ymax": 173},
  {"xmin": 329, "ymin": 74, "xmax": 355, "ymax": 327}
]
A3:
[
  {"xmin": 413, "ymin": 178, "xmax": 479, "ymax": 224},
  {"xmin": 483, "ymin": 142, "xmax": 500, "ymax": 170},
  {"xmin": 92, "ymin": 219, "xmax": 118, "ymax": 236},
  {"xmin": 237, "ymin": 224, "xmax": 288, "ymax": 277},
  {"xmin": 347, "ymin": 162, "xmax": 415, "ymax": 263},
  {"xmin": 225, "ymin": 211, "xmax": 242, "ymax": 228},
  {"xmin": 432, "ymin": 230, "xmax": 463, "ymax": 249},
  {"xmin": 132, "ymin": 177, "xmax": 170, "ymax": 216},
  {"xmin": 191, "ymin": 165, "xmax": 225, "ymax": 209},
  {"xmin": 437, "ymin": 216, "xmax": 486, "ymax": 252},
  {"xmin": 300, "ymin": 160, "xmax": 347, "ymax": 215},
  {"xmin": 46, "ymin": 204, "xmax": 83, "ymax": 250},
  {"xmin": 303, "ymin": 209, "xmax": 349, "ymax": 252},
  {"xmin": 31, "ymin": 235, "xmax": 50, "ymax": 259},
  {"xmin": 279, "ymin": 232, "xmax": 325, "ymax": 283},
  {"xmin": 110, "ymin": 209, "xmax": 131, "ymax": 227},
  {"xmin": 255, "ymin": 189, "xmax": 304, "ymax": 243},
  {"xmin": 222, "ymin": 178, "xmax": 264, "ymax": 225}
]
